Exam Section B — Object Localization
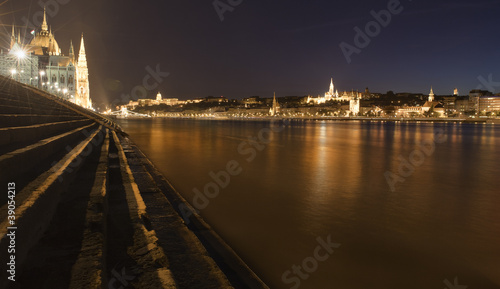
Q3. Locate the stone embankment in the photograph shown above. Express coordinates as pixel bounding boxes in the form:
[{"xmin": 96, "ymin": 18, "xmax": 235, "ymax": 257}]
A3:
[{"xmin": 0, "ymin": 76, "xmax": 268, "ymax": 289}]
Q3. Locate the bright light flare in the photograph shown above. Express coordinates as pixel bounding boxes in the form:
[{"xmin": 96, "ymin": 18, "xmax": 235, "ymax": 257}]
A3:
[{"xmin": 14, "ymin": 49, "xmax": 26, "ymax": 59}]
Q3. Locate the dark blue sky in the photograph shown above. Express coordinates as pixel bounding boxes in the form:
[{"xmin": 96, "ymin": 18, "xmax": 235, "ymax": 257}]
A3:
[{"xmin": 3, "ymin": 0, "xmax": 500, "ymax": 105}]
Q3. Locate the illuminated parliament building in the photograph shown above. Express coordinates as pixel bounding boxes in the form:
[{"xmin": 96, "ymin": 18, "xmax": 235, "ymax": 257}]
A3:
[{"xmin": 0, "ymin": 8, "xmax": 92, "ymax": 109}]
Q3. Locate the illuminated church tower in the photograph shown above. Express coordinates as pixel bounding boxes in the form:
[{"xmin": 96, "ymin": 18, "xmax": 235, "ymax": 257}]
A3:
[
  {"xmin": 269, "ymin": 92, "xmax": 280, "ymax": 116},
  {"xmin": 76, "ymin": 34, "xmax": 91, "ymax": 108},
  {"xmin": 428, "ymin": 87, "xmax": 435, "ymax": 102},
  {"xmin": 324, "ymin": 78, "xmax": 338, "ymax": 101}
]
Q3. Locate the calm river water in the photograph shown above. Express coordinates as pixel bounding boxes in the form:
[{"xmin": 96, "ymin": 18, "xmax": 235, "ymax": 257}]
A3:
[{"xmin": 117, "ymin": 118, "xmax": 500, "ymax": 289}]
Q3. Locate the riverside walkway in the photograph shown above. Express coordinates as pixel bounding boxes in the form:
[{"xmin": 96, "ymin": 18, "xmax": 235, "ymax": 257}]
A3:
[{"xmin": 0, "ymin": 76, "xmax": 268, "ymax": 289}]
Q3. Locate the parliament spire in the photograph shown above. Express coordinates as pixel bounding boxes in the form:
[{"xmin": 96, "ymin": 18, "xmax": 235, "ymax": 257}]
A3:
[{"xmin": 41, "ymin": 7, "xmax": 48, "ymax": 31}]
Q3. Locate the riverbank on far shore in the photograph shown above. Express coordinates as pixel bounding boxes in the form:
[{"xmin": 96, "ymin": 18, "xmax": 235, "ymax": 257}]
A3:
[{"xmin": 113, "ymin": 115, "xmax": 500, "ymax": 124}]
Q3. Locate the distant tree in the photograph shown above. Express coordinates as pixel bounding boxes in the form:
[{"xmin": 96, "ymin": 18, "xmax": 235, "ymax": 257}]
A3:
[{"xmin": 386, "ymin": 91, "xmax": 395, "ymax": 98}]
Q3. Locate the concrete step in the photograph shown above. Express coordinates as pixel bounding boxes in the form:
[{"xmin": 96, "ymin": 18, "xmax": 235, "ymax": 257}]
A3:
[
  {"xmin": 15, "ymin": 129, "xmax": 108, "ymax": 289},
  {"xmin": 0, "ymin": 80, "xmax": 121, "ymax": 133},
  {"xmin": 0, "ymin": 89, "xmax": 57, "ymax": 106},
  {"xmin": 0, "ymin": 125, "xmax": 106, "ymax": 289},
  {"xmin": 16, "ymin": 89, "xmax": 123, "ymax": 133},
  {"xmin": 0, "ymin": 104, "xmax": 74, "ymax": 116},
  {"xmin": 68, "ymin": 130, "xmax": 110, "ymax": 289},
  {"xmin": 0, "ymin": 119, "xmax": 94, "ymax": 151},
  {"xmin": 0, "ymin": 91, "xmax": 68, "ymax": 103},
  {"xmin": 0, "ymin": 114, "xmax": 86, "ymax": 128},
  {"xmin": 0, "ymin": 95, "xmax": 74, "ymax": 111},
  {"xmin": 0, "ymin": 122, "xmax": 99, "ymax": 189},
  {"xmin": 0, "ymin": 130, "xmax": 178, "ymax": 289},
  {"xmin": 0, "ymin": 96, "xmax": 71, "ymax": 110}
]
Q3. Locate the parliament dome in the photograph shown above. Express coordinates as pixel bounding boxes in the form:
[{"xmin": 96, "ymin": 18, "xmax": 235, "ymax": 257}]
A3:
[{"xmin": 28, "ymin": 8, "xmax": 61, "ymax": 56}]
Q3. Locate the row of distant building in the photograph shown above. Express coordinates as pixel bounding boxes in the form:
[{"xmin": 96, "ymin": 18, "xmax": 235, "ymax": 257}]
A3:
[
  {"xmin": 0, "ymin": 8, "xmax": 92, "ymax": 109},
  {"xmin": 121, "ymin": 78, "xmax": 500, "ymax": 117},
  {"xmin": 121, "ymin": 78, "xmax": 364, "ymax": 110},
  {"xmin": 394, "ymin": 88, "xmax": 500, "ymax": 117}
]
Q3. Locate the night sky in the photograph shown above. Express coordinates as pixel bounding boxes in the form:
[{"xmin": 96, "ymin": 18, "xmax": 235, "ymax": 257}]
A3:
[{"xmin": 2, "ymin": 0, "xmax": 500, "ymax": 106}]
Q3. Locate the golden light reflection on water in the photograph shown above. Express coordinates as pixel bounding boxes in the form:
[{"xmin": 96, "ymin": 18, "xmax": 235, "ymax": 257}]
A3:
[{"xmin": 118, "ymin": 119, "xmax": 500, "ymax": 289}]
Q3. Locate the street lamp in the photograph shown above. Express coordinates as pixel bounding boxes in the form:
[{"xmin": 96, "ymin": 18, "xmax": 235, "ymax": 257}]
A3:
[
  {"xmin": 39, "ymin": 71, "xmax": 45, "ymax": 89},
  {"xmin": 14, "ymin": 49, "xmax": 25, "ymax": 60},
  {"xmin": 12, "ymin": 47, "xmax": 26, "ymax": 82}
]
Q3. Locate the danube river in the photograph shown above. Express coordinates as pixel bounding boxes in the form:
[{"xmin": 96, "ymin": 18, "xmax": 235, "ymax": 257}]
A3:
[{"xmin": 117, "ymin": 118, "xmax": 500, "ymax": 289}]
